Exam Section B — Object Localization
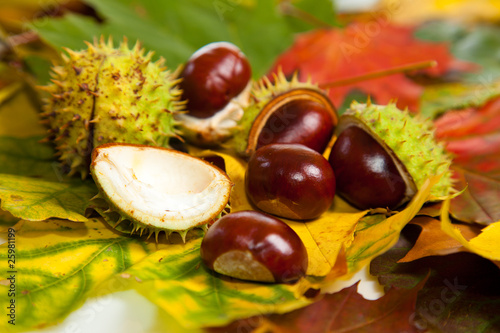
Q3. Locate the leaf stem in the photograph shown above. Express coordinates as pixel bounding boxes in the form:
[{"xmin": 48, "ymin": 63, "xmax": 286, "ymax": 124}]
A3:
[{"xmin": 319, "ymin": 60, "xmax": 437, "ymax": 89}]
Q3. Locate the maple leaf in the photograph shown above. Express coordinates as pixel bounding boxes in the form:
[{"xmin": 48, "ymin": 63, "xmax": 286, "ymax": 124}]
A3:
[
  {"xmin": 268, "ymin": 22, "xmax": 473, "ymax": 112},
  {"xmin": 435, "ymin": 97, "xmax": 500, "ymax": 224}
]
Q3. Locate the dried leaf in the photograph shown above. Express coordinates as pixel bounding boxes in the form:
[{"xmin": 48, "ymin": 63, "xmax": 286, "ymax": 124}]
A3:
[
  {"xmin": 371, "ymin": 226, "xmax": 500, "ymax": 333},
  {"xmin": 399, "ymin": 216, "xmax": 482, "ymax": 262},
  {"xmin": 278, "ymin": 280, "xmax": 426, "ymax": 333},
  {"xmin": 414, "ymin": 252, "xmax": 500, "ymax": 333}
]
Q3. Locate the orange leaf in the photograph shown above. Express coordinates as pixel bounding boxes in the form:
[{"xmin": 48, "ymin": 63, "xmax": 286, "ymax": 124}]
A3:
[{"xmin": 399, "ymin": 216, "xmax": 482, "ymax": 263}]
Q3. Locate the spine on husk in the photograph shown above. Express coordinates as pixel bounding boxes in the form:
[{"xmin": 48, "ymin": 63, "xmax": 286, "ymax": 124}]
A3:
[{"xmin": 40, "ymin": 36, "xmax": 184, "ymax": 178}]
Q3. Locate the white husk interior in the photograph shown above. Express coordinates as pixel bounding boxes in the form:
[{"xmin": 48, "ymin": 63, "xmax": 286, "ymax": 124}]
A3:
[
  {"xmin": 175, "ymin": 81, "xmax": 252, "ymax": 144},
  {"xmin": 93, "ymin": 145, "xmax": 231, "ymax": 230}
]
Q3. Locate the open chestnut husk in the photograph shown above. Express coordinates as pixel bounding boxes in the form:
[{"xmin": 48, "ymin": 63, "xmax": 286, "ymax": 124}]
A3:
[
  {"xmin": 200, "ymin": 210, "xmax": 308, "ymax": 283},
  {"xmin": 175, "ymin": 42, "xmax": 252, "ymax": 146},
  {"xmin": 231, "ymin": 71, "xmax": 338, "ymax": 158},
  {"xmin": 329, "ymin": 126, "xmax": 407, "ymax": 210},
  {"xmin": 328, "ymin": 101, "xmax": 453, "ymax": 210},
  {"xmin": 246, "ymin": 143, "xmax": 336, "ymax": 220}
]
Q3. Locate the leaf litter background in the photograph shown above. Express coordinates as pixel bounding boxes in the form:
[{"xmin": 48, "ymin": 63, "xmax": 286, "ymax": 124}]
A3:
[{"xmin": 0, "ymin": 0, "xmax": 500, "ymax": 332}]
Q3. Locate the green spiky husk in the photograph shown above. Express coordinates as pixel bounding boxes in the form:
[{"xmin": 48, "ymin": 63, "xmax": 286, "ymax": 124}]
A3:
[
  {"xmin": 89, "ymin": 191, "xmax": 230, "ymax": 243},
  {"xmin": 230, "ymin": 71, "xmax": 319, "ymax": 156},
  {"xmin": 343, "ymin": 101, "xmax": 453, "ymax": 198},
  {"xmin": 40, "ymin": 37, "xmax": 184, "ymax": 178}
]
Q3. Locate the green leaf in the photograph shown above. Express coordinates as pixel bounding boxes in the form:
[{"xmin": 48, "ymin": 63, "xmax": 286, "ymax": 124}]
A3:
[
  {"xmin": 0, "ymin": 135, "xmax": 97, "ymax": 222},
  {"xmin": 416, "ymin": 22, "xmax": 500, "ymax": 82},
  {"xmin": 113, "ymin": 236, "xmax": 311, "ymax": 329},
  {"xmin": 420, "ymin": 81, "xmax": 500, "ymax": 119},
  {"xmin": 29, "ymin": 14, "xmax": 102, "ymax": 53},
  {"xmin": 0, "ymin": 174, "xmax": 96, "ymax": 222},
  {"xmin": 223, "ymin": 0, "xmax": 296, "ymax": 78},
  {"xmin": 31, "ymin": 0, "xmax": 324, "ymax": 78},
  {"xmin": 288, "ymin": 0, "xmax": 337, "ymax": 28},
  {"xmin": 0, "ymin": 136, "xmax": 59, "ymax": 180},
  {"xmin": 0, "ymin": 209, "xmax": 18, "ymax": 229},
  {"xmin": 0, "ymin": 218, "xmax": 154, "ymax": 331}
]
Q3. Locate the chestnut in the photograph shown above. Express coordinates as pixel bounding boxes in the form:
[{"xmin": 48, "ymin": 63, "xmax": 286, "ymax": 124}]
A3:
[
  {"xmin": 200, "ymin": 210, "xmax": 308, "ymax": 283},
  {"xmin": 328, "ymin": 126, "xmax": 406, "ymax": 210},
  {"xmin": 245, "ymin": 143, "xmax": 335, "ymax": 220},
  {"xmin": 242, "ymin": 87, "xmax": 338, "ymax": 157},
  {"xmin": 179, "ymin": 42, "xmax": 252, "ymax": 118},
  {"xmin": 256, "ymin": 98, "xmax": 335, "ymax": 154}
]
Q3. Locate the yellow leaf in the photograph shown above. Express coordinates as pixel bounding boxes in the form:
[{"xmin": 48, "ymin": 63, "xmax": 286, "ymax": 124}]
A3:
[
  {"xmin": 112, "ymin": 237, "xmax": 312, "ymax": 329},
  {"xmin": 380, "ymin": 0, "xmax": 500, "ymax": 24},
  {"xmin": 345, "ymin": 175, "xmax": 441, "ymax": 274},
  {"xmin": 0, "ymin": 85, "xmax": 45, "ymax": 137},
  {"xmin": 441, "ymin": 198, "xmax": 500, "ymax": 261},
  {"xmin": 0, "ymin": 218, "xmax": 155, "ymax": 330}
]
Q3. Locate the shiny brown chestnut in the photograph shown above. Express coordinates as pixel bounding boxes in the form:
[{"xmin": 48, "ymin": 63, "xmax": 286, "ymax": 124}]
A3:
[
  {"xmin": 245, "ymin": 88, "xmax": 337, "ymax": 156},
  {"xmin": 200, "ymin": 210, "xmax": 308, "ymax": 283},
  {"xmin": 328, "ymin": 126, "xmax": 406, "ymax": 210},
  {"xmin": 256, "ymin": 98, "xmax": 335, "ymax": 153},
  {"xmin": 246, "ymin": 143, "xmax": 336, "ymax": 220},
  {"xmin": 179, "ymin": 42, "xmax": 251, "ymax": 118}
]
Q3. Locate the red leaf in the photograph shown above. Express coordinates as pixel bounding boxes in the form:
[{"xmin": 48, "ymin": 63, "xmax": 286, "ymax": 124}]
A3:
[
  {"xmin": 265, "ymin": 281, "xmax": 426, "ymax": 333},
  {"xmin": 269, "ymin": 22, "xmax": 473, "ymax": 111},
  {"xmin": 435, "ymin": 97, "xmax": 500, "ymax": 224}
]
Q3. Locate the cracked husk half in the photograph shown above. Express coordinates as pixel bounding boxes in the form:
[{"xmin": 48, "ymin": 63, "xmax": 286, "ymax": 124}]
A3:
[{"xmin": 90, "ymin": 143, "xmax": 233, "ymax": 242}]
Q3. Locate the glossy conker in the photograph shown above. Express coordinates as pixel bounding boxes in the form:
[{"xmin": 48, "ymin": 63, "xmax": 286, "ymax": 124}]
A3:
[
  {"xmin": 244, "ymin": 88, "xmax": 337, "ymax": 157},
  {"xmin": 328, "ymin": 126, "xmax": 406, "ymax": 210},
  {"xmin": 256, "ymin": 99, "xmax": 335, "ymax": 154},
  {"xmin": 179, "ymin": 42, "xmax": 251, "ymax": 119},
  {"xmin": 200, "ymin": 210, "xmax": 308, "ymax": 283},
  {"xmin": 246, "ymin": 143, "xmax": 335, "ymax": 220}
]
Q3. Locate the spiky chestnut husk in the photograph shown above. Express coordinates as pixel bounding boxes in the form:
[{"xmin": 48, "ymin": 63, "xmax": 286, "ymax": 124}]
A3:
[
  {"xmin": 40, "ymin": 36, "xmax": 184, "ymax": 178},
  {"xmin": 338, "ymin": 101, "xmax": 453, "ymax": 201},
  {"xmin": 230, "ymin": 71, "xmax": 337, "ymax": 157},
  {"xmin": 89, "ymin": 143, "xmax": 233, "ymax": 242}
]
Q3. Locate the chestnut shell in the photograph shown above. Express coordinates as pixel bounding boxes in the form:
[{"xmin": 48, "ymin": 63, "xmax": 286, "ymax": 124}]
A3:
[
  {"xmin": 246, "ymin": 143, "xmax": 336, "ymax": 220},
  {"xmin": 256, "ymin": 98, "xmax": 335, "ymax": 154},
  {"xmin": 200, "ymin": 210, "xmax": 308, "ymax": 283},
  {"xmin": 328, "ymin": 126, "xmax": 406, "ymax": 210},
  {"xmin": 245, "ymin": 88, "xmax": 337, "ymax": 156},
  {"xmin": 179, "ymin": 42, "xmax": 251, "ymax": 119}
]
